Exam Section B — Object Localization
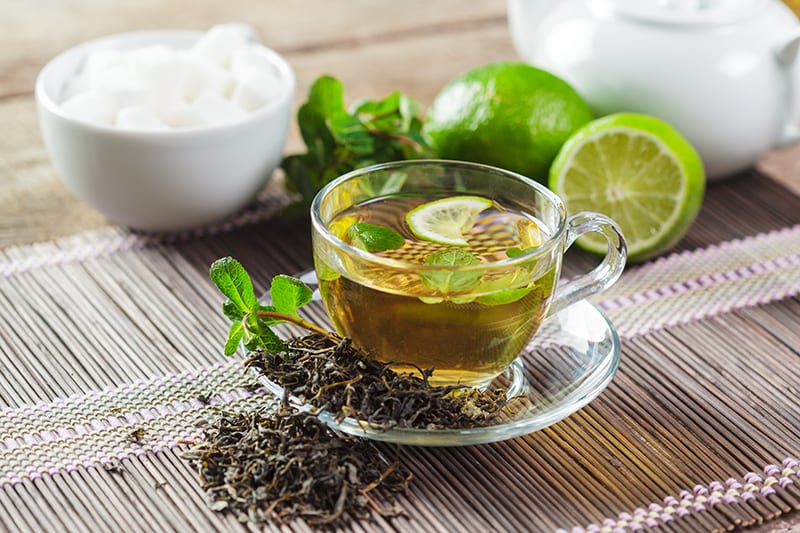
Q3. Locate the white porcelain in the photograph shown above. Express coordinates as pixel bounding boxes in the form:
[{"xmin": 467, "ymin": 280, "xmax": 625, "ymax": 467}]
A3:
[
  {"xmin": 508, "ymin": 0, "xmax": 800, "ymax": 180},
  {"xmin": 36, "ymin": 29, "xmax": 295, "ymax": 231}
]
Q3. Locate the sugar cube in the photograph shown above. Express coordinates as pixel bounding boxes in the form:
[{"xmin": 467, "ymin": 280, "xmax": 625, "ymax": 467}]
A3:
[
  {"xmin": 82, "ymin": 49, "xmax": 125, "ymax": 78},
  {"xmin": 61, "ymin": 90, "xmax": 116, "ymax": 126},
  {"xmin": 126, "ymin": 44, "xmax": 175, "ymax": 78},
  {"xmin": 190, "ymin": 24, "xmax": 250, "ymax": 68},
  {"xmin": 230, "ymin": 44, "xmax": 279, "ymax": 81},
  {"xmin": 142, "ymin": 56, "xmax": 188, "ymax": 108},
  {"xmin": 61, "ymin": 72, "xmax": 92, "ymax": 101},
  {"xmin": 156, "ymin": 102, "xmax": 206, "ymax": 129},
  {"xmin": 178, "ymin": 52, "xmax": 234, "ymax": 101},
  {"xmin": 191, "ymin": 91, "xmax": 246, "ymax": 126},
  {"xmin": 115, "ymin": 105, "xmax": 169, "ymax": 131},
  {"xmin": 92, "ymin": 65, "xmax": 148, "ymax": 110},
  {"xmin": 231, "ymin": 66, "xmax": 282, "ymax": 112}
]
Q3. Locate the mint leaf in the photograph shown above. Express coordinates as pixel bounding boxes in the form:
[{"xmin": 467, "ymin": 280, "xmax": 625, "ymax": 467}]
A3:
[
  {"xmin": 329, "ymin": 113, "xmax": 374, "ymax": 155},
  {"xmin": 297, "ymin": 104, "xmax": 335, "ymax": 156},
  {"xmin": 507, "ymin": 246, "xmax": 541, "ymax": 272},
  {"xmin": 224, "ymin": 322, "xmax": 245, "ymax": 356},
  {"xmin": 348, "ymin": 222, "xmax": 405, "ymax": 252},
  {"xmin": 281, "ymin": 75, "xmax": 431, "ymax": 214},
  {"xmin": 353, "ymin": 91, "xmax": 400, "ymax": 120},
  {"xmin": 209, "ymin": 257, "xmax": 258, "ymax": 315},
  {"xmin": 307, "ymin": 75, "xmax": 346, "ymax": 116},
  {"xmin": 357, "ymin": 170, "xmax": 407, "ymax": 198},
  {"xmin": 271, "ymin": 275, "xmax": 313, "ymax": 317},
  {"xmin": 244, "ymin": 314, "xmax": 287, "ymax": 353},
  {"xmin": 420, "ymin": 248, "xmax": 482, "ymax": 294},
  {"xmin": 475, "ymin": 270, "xmax": 533, "ymax": 306},
  {"xmin": 222, "ymin": 299, "xmax": 244, "ymax": 321}
]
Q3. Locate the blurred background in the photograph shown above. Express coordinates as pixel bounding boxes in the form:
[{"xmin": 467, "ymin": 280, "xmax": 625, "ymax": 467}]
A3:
[{"xmin": 3, "ymin": 0, "xmax": 800, "ymax": 245}]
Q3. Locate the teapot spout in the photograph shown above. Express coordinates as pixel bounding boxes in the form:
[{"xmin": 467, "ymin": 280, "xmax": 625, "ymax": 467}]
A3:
[
  {"xmin": 776, "ymin": 31, "xmax": 800, "ymax": 65},
  {"xmin": 774, "ymin": 30, "xmax": 800, "ymax": 146}
]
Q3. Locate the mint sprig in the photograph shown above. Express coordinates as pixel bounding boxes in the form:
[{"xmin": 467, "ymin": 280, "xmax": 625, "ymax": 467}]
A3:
[
  {"xmin": 281, "ymin": 75, "xmax": 431, "ymax": 214},
  {"xmin": 209, "ymin": 257, "xmax": 327, "ymax": 356}
]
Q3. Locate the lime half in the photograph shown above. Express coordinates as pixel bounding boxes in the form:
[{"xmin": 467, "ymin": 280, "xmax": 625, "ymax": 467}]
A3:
[
  {"xmin": 406, "ymin": 195, "xmax": 492, "ymax": 246},
  {"xmin": 549, "ymin": 113, "xmax": 705, "ymax": 263}
]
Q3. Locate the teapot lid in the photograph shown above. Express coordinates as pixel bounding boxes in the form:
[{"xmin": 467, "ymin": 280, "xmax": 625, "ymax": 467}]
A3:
[{"xmin": 609, "ymin": 0, "xmax": 766, "ymax": 26}]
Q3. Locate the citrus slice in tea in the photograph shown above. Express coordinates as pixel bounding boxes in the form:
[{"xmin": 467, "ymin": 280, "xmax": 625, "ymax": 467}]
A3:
[
  {"xmin": 405, "ymin": 195, "xmax": 493, "ymax": 246},
  {"xmin": 549, "ymin": 113, "xmax": 705, "ymax": 263}
]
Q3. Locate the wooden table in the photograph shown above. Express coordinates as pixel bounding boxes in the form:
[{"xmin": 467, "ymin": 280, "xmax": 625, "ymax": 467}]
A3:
[{"xmin": 2, "ymin": 2, "xmax": 800, "ymax": 532}]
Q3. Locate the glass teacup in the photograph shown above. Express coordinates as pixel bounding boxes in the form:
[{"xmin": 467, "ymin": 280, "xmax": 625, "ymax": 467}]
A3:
[{"xmin": 311, "ymin": 160, "xmax": 626, "ymax": 387}]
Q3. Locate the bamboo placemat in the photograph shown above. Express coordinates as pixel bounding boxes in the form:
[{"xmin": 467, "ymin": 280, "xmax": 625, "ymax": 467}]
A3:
[{"xmin": 1, "ymin": 170, "xmax": 799, "ymax": 532}]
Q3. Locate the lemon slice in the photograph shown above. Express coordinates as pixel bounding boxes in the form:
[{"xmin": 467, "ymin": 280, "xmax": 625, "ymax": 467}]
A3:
[
  {"xmin": 549, "ymin": 113, "xmax": 705, "ymax": 263},
  {"xmin": 405, "ymin": 195, "xmax": 493, "ymax": 246}
]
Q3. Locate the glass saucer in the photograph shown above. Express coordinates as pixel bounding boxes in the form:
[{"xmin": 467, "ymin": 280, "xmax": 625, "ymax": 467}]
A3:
[{"xmin": 248, "ymin": 270, "xmax": 620, "ymax": 447}]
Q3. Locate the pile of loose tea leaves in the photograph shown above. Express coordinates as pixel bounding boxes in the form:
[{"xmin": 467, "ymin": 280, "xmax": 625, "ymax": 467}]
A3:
[
  {"xmin": 196, "ymin": 257, "xmax": 512, "ymax": 526},
  {"xmin": 245, "ymin": 332, "xmax": 508, "ymax": 430},
  {"xmin": 183, "ymin": 408, "xmax": 409, "ymax": 526}
]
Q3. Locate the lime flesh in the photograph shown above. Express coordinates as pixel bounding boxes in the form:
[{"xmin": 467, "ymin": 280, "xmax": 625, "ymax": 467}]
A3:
[
  {"xmin": 549, "ymin": 113, "xmax": 705, "ymax": 263},
  {"xmin": 405, "ymin": 195, "xmax": 493, "ymax": 246}
]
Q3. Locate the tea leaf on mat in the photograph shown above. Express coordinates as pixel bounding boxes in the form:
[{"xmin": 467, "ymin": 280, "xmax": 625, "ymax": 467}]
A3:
[
  {"xmin": 421, "ymin": 248, "xmax": 482, "ymax": 294},
  {"xmin": 348, "ymin": 222, "xmax": 405, "ymax": 252}
]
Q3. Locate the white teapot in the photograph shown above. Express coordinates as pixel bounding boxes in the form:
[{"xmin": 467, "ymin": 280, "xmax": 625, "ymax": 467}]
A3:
[{"xmin": 508, "ymin": 0, "xmax": 800, "ymax": 180}]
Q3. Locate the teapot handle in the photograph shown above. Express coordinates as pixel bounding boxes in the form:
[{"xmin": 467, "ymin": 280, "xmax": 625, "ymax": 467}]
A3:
[{"xmin": 776, "ymin": 30, "xmax": 800, "ymax": 146}]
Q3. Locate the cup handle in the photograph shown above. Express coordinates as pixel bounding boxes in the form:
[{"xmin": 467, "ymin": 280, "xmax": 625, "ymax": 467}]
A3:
[{"xmin": 548, "ymin": 211, "xmax": 627, "ymax": 315}]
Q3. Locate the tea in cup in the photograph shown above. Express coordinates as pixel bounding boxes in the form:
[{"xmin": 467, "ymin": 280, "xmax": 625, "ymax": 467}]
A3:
[{"xmin": 311, "ymin": 160, "xmax": 626, "ymax": 387}]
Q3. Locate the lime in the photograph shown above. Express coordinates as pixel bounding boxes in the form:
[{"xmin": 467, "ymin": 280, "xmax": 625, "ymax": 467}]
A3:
[
  {"xmin": 406, "ymin": 195, "xmax": 492, "ymax": 246},
  {"xmin": 424, "ymin": 62, "xmax": 594, "ymax": 182},
  {"xmin": 549, "ymin": 113, "xmax": 705, "ymax": 263}
]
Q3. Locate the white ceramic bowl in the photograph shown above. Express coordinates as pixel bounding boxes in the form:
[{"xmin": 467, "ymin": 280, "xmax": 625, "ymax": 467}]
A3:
[{"xmin": 35, "ymin": 30, "xmax": 295, "ymax": 231}]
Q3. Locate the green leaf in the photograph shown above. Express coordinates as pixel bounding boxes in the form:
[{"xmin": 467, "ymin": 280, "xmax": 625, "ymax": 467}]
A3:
[
  {"xmin": 507, "ymin": 248, "xmax": 530, "ymax": 258},
  {"xmin": 315, "ymin": 260, "xmax": 341, "ymax": 282},
  {"xmin": 244, "ymin": 314, "xmax": 287, "ymax": 354},
  {"xmin": 348, "ymin": 222, "xmax": 405, "ymax": 252},
  {"xmin": 420, "ymin": 248, "xmax": 482, "ymax": 294},
  {"xmin": 297, "ymin": 104, "xmax": 335, "ymax": 155},
  {"xmin": 475, "ymin": 269, "xmax": 533, "ymax": 306},
  {"xmin": 398, "ymin": 94, "xmax": 419, "ymax": 131},
  {"xmin": 224, "ymin": 321, "xmax": 245, "ymax": 356},
  {"xmin": 307, "ymin": 75, "xmax": 346, "ymax": 116},
  {"xmin": 209, "ymin": 257, "xmax": 258, "ymax": 315},
  {"xmin": 353, "ymin": 92, "xmax": 400, "ymax": 119},
  {"xmin": 328, "ymin": 113, "xmax": 374, "ymax": 155},
  {"xmin": 507, "ymin": 247, "xmax": 540, "ymax": 271},
  {"xmin": 271, "ymin": 275, "xmax": 313, "ymax": 316},
  {"xmin": 279, "ymin": 75, "xmax": 431, "ymax": 214},
  {"xmin": 222, "ymin": 299, "xmax": 244, "ymax": 321}
]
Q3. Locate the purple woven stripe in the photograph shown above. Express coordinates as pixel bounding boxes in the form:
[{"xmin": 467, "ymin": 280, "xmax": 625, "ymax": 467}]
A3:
[
  {"xmin": 561, "ymin": 458, "xmax": 800, "ymax": 532},
  {"xmin": 599, "ymin": 253, "xmax": 800, "ymax": 312},
  {"xmin": 0, "ymin": 385, "xmax": 258, "ymax": 454},
  {"xmin": 0, "ymin": 195, "xmax": 287, "ymax": 278},
  {"xmin": 614, "ymin": 224, "xmax": 800, "ymax": 287},
  {"xmin": 1, "ymin": 430, "xmax": 202, "ymax": 486}
]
